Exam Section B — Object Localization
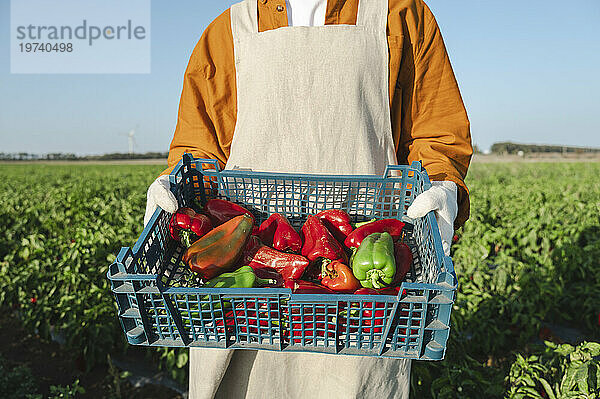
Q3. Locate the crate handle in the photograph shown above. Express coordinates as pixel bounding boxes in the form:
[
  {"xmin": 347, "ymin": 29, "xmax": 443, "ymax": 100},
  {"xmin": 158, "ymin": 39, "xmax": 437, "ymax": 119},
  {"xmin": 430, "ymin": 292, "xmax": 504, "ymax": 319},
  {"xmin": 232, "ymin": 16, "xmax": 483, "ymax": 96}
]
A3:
[
  {"xmin": 383, "ymin": 161, "xmax": 423, "ymax": 179},
  {"xmin": 194, "ymin": 157, "xmax": 222, "ymax": 172},
  {"xmin": 426, "ymin": 212, "xmax": 447, "ymax": 275}
]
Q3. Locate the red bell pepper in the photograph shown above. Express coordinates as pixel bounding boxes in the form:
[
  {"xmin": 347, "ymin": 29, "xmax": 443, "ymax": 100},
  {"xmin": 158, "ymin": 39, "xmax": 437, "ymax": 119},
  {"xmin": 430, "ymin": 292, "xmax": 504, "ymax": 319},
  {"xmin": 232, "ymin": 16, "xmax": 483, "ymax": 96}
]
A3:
[
  {"xmin": 321, "ymin": 260, "xmax": 361, "ymax": 293},
  {"xmin": 242, "ymin": 236, "xmax": 310, "ymax": 281},
  {"xmin": 284, "ymin": 279, "xmax": 334, "ymax": 294},
  {"xmin": 204, "ymin": 198, "xmax": 255, "ymax": 226},
  {"xmin": 351, "ymin": 288, "xmax": 387, "ymax": 333},
  {"xmin": 217, "ymin": 302, "xmax": 279, "ymax": 334},
  {"xmin": 398, "ymin": 304, "xmax": 421, "ymax": 327},
  {"xmin": 399, "ymin": 327, "xmax": 419, "ymax": 336},
  {"xmin": 344, "ymin": 219, "xmax": 405, "ymax": 249},
  {"xmin": 378, "ymin": 287, "xmax": 401, "ymax": 296},
  {"xmin": 253, "ymin": 267, "xmax": 285, "ymax": 288},
  {"xmin": 392, "ymin": 238, "xmax": 413, "ymax": 284},
  {"xmin": 354, "ymin": 288, "xmax": 380, "ymax": 295},
  {"xmin": 257, "ymin": 213, "xmax": 302, "ymax": 253},
  {"xmin": 169, "ymin": 208, "xmax": 212, "ymax": 247},
  {"xmin": 315, "ymin": 209, "xmax": 353, "ymax": 243},
  {"xmin": 301, "ymin": 216, "xmax": 347, "ymax": 263},
  {"xmin": 287, "ymin": 306, "xmax": 336, "ymax": 343}
]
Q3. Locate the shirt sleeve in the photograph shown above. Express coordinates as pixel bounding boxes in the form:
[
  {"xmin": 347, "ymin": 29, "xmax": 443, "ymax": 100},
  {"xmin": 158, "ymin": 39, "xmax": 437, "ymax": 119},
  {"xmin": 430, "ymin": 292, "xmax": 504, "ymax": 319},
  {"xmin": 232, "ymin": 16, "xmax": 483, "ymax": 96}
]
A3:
[
  {"xmin": 396, "ymin": 2, "xmax": 473, "ymax": 228},
  {"xmin": 160, "ymin": 9, "xmax": 236, "ymax": 176}
]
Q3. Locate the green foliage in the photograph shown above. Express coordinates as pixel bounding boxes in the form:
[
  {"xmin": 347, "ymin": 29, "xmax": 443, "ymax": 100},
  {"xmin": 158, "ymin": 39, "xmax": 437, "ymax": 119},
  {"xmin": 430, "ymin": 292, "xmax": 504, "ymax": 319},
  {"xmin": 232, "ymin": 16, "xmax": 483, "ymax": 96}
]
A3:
[
  {"xmin": 156, "ymin": 347, "xmax": 189, "ymax": 384},
  {"xmin": 106, "ymin": 354, "xmax": 133, "ymax": 399},
  {"xmin": 0, "ymin": 354, "xmax": 85, "ymax": 399},
  {"xmin": 0, "ymin": 355, "xmax": 40, "ymax": 398},
  {"xmin": 47, "ymin": 379, "xmax": 85, "ymax": 399},
  {"xmin": 412, "ymin": 163, "xmax": 600, "ymax": 398},
  {"xmin": 507, "ymin": 341, "xmax": 600, "ymax": 398},
  {"xmin": 0, "ymin": 162, "xmax": 598, "ymax": 397},
  {"xmin": 0, "ymin": 165, "xmax": 161, "ymax": 370}
]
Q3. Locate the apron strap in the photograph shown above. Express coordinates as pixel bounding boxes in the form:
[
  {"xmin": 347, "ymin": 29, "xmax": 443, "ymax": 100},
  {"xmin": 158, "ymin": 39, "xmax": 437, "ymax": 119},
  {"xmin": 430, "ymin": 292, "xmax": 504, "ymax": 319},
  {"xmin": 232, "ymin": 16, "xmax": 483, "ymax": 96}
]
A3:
[
  {"xmin": 231, "ymin": 0, "xmax": 259, "ymax": 39},
  {"xmin": 357, "ymin": 0, "xmax": 388, "ymax": 32}
]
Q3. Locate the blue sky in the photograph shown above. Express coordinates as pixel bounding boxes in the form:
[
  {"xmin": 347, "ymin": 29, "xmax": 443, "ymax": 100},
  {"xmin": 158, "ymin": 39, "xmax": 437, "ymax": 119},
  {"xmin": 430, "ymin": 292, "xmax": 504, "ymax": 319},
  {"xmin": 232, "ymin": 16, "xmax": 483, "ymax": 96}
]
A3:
[{"xmin": 0, "ymin": 0, "xmax": 599, "ymax": 154}]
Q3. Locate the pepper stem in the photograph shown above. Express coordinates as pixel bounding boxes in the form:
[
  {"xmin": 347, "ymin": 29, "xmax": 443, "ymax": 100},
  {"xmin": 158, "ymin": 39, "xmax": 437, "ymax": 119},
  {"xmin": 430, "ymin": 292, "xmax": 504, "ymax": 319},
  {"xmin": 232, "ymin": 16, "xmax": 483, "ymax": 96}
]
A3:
[
  {"xmin": 180, "ymin": 230, "xmax": 193, "ymax": 248},
  {"xmin": 366, "ymin": 269, "xmax": 387, "ymax": 289},
  {"xmin": 254, "ymin": 277, "xmax": 278, "ymax": 287},
  {"xmin": 321, "ymin": 259, "xmax": 333, "ymax": 279},
  {"xmin": 354, "ymin": 218, "xmax": 377, "ymax": 229},
  {"xmin": 193, "ymin": 198, "xmax": 204, "ymax": 212}
]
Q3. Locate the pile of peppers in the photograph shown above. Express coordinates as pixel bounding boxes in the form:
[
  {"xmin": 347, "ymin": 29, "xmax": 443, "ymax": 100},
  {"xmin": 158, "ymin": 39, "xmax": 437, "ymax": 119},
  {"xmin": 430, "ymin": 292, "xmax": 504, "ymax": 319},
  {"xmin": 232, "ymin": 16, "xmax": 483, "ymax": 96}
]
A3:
[
  {"xmin": 169, "ymin": 200, "xmax": 413, "ymax": 293},
  {"xmin": 167, "ymin": 198, "xmax": 416, "ymax": 339}
]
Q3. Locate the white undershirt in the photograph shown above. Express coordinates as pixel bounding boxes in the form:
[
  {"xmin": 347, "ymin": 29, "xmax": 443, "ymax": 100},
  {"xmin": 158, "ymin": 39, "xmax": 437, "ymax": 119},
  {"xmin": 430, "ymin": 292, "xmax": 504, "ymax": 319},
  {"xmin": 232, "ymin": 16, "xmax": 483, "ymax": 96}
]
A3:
[{"xmin": 285, "ymin": 0, "xmax": 327, "ymax": 27}]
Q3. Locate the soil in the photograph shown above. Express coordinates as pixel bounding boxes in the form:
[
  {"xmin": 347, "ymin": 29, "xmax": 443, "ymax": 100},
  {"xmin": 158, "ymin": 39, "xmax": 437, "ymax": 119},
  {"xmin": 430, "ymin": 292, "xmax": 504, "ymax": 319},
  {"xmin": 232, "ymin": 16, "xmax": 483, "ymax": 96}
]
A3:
[{"xmin": 0, "ymin": 309, "xmax": 184, "ymax": 398}]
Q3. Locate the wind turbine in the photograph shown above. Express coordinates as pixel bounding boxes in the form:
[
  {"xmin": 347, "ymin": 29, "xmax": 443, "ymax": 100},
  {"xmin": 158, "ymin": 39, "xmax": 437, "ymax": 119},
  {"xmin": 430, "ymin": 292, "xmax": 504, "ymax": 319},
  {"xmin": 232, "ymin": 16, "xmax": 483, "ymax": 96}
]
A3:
[
  {"xmin": 119, "ymin": 128, "xmax": 138, "ymax": 155},
  {"xmin": 126, "ymin": 129, "xmax": 136, "ymax": 155}
]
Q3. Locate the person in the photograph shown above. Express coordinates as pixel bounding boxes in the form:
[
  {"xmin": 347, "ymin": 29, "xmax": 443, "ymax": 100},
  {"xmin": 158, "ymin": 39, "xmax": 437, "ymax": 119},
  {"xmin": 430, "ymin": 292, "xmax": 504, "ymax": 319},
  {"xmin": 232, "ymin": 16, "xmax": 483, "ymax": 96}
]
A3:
[{"xmin": 144, "ymin": 0, "xmax": 472, "ymax": 397}]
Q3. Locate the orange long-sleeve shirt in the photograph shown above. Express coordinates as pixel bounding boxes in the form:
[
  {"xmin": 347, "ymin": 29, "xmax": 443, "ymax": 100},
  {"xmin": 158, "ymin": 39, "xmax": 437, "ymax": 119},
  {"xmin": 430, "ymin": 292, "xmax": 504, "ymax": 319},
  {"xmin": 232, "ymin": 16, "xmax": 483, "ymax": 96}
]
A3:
[{"xmin": 163, "ymin": 0, "xmax": 473, "ymax": 227}]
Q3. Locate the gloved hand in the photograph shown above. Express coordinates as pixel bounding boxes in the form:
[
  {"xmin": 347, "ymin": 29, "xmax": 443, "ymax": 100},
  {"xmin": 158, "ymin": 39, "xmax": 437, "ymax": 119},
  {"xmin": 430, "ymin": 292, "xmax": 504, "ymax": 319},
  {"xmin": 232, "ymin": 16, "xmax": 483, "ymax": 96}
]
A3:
[
  {"xmin": 406, "ymin": 181, "xmax": 458, "ymax": 256},
  {"xmin": 143, "ymin": 175, "xmax": 179, "ymax": 226}
]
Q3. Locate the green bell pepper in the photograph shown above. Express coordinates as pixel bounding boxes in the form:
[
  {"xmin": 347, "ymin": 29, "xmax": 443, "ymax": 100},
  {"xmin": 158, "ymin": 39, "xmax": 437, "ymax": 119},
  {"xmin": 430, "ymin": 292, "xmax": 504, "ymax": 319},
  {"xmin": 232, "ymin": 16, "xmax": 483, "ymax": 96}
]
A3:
[
  {"xmin": 351, "ymin": 232, "xmax": 396, "ymax": 289},
  {"xmin": 199, "ymin": 266, "xmax": 275, "ymax": 313},
  {"xmin": 203, "ymin": 265, "xmax": 274, "ymax": 288}
]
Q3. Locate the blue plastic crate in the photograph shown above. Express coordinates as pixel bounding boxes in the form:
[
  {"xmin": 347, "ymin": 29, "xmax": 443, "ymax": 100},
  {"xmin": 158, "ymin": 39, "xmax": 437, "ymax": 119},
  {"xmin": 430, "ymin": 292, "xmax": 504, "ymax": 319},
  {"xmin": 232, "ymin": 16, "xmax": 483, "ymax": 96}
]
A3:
[{"xmin": 107, "ymin": 153, "xmax": 457, "ymax": 360}]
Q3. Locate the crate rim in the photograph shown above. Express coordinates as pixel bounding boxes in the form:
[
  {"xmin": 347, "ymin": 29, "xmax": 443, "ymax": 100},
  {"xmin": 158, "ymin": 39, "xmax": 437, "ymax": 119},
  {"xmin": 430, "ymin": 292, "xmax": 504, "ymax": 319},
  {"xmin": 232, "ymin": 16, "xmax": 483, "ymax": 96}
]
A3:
[{"xmin": 108, "ymin": 156, "xmax": 457, "ymax": 294}]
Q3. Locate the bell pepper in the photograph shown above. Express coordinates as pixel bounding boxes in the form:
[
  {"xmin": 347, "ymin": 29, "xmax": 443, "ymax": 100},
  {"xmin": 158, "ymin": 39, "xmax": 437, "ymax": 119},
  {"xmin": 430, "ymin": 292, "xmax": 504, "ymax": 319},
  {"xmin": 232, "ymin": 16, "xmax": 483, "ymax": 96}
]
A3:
[
  {"xmin": 351, "ymin": 288, "xmax": 387, "ymax": 333},
  {"xmin": 217, "ymin": 301, "xmax": 280, "ymax": 334},
  {"xmin": 257, "ymin": 213, "xmax": 302, "ymax": 253},
  {"xmin": 345, "ymin": 296, "xmax": 414, "ymax": 338},
  {"xmin": 315, "ymin": 209, "xmax": 353, "ymax": 243},
  {"xmin": 203, "ymin": 265, "xmax": 276, "ymax": 288},
  {"xmin": 378, "ymin": 287, "xmax": 401, "ymax": 296},
  {"xmin": 287, "ymin": 306, "xmax": 336, "ymax": 343},
  {"xmin": 169, "ymin": 208, "xmax": 212, "ymax": 247},
  {"xmin": 393, "ymin": 236, "xmax": 413, "ymax": 284},
  {"xmin": 344, "ymin": 219, "xmax": 405, "ymax": 249},
  {"xmin": 352, "ymin": 232, "xmax": 396, "ymax": 289},
  {"xmin": 284, "ymin": 279, "xmax": 334, "ymax": 294},
  {"xmin": 198, "ymin": 266, "xmax": 274, "ymax": 316},
  {"xmin": 219, "ymin": 309, "xmax": 273, "ymax": 334},
  {"xmin": 354, "ymin": 287, "xmax": 380, "ymax": 295},
  {"xmin": 356, "ymin": 287, "xmax": 406, "ymax": 297},
  {"xmin": 301, "ymin": 216, "xmax": 347, "ymax": 263},
  {"xmin": 321, "ymin": 260, "xmax": 361, "ymax": 293},
  {"xmin": 204, "ymin": 198, "xmax": 255, "ymax": 226},
  {"xmin": 242, "ymin": 236, "xmax": 310, "ymax": 281},
  {"xmin": 183, "ymin": 214, "xmax": 253, "ymax": 280},
  {"xmin": 253, "ymin": 267, "xmax": 285, "ymax": 288}
]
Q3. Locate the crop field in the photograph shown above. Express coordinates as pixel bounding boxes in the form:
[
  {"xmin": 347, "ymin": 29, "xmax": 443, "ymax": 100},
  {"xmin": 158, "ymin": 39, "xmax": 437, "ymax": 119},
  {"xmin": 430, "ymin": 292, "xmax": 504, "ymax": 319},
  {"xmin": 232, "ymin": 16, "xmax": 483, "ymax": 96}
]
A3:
[{"xmin": 0, "ymin": 162, "xmax": 598, "ymax": 398}]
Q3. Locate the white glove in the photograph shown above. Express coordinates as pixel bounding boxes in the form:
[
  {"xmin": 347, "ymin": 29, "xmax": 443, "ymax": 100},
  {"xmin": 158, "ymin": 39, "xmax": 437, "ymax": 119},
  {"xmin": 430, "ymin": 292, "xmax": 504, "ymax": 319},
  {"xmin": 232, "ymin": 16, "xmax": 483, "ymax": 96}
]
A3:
[
  {"xmin": 143, "ymin": 175, "xmax": 179, "ymax": 226},
  {"xmin": 406, "ymin": 181, "xmax": 458, "ymax": 257}
]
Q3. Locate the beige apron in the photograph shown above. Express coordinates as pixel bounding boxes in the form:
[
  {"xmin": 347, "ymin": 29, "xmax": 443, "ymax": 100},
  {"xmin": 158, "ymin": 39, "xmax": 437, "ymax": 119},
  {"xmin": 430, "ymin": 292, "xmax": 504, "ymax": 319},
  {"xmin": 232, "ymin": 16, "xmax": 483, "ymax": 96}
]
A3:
[{"xmin": 189, "ymin": 0, "xmax": 410, "ymax": 397}]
